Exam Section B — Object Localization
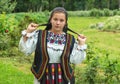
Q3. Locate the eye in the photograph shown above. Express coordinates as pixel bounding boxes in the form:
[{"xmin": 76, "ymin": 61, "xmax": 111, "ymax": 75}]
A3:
[
  {"xmin": 60, "ymin": 19, "xmax": 64, "ymax": 22},
  {"xmin": 53, "ymin": 18, "xmax": 58, "ymax": 21}
]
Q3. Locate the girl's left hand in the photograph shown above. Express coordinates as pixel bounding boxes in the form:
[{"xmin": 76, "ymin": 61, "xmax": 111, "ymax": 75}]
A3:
[{"xmin": 77, "ymin": 34, "xmax": 87, "ymax": 45}]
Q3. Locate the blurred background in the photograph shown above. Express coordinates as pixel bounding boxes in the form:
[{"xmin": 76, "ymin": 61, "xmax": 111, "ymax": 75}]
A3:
[{"xmin": 0, "ymin": 0, "xmax": 120, "ymax": 84}]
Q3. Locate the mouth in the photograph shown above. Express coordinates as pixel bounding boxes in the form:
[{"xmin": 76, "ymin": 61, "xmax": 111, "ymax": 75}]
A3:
[{"xmin": 55, "ymin": 26, "xmax": 60, "ymax": 28}]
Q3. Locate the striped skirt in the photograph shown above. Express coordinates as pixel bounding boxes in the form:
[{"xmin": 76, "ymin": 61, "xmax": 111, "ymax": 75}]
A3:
[{"xmin": 34, "ymin": 63, "xmax": 75, "ymax": 84}]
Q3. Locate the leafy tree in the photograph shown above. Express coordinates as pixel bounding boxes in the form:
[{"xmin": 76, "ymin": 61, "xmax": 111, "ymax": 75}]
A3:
[
  {"xmin": 119, "ymin": 0, "xmax": 120, "ymax": 9},
  {"xmin": 73, "ymin": 0, "xmax": 86, "ymax": 10},
  {"xmin": 13, "ymin": 0, "xmax": 120, "ymax": 12},
  {"xmin": 28, "ymin": 0, "xmax": 49, "ymax": 11},
  {"xmin": 85, "ymin": 0, "xmax": 95, "ymax": 10},
  {"xmin": 0, "ymin": 0, "xmax": 17, "ymax": 13},
  {"xmin": 15, "ymin": 0, "xmax": 49, "ymax": 12}
]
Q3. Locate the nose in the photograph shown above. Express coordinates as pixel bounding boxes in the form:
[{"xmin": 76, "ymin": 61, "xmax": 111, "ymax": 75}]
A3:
[{"xmin": 56, "ymin": 20, "xmax": 60, "ymax": 25}]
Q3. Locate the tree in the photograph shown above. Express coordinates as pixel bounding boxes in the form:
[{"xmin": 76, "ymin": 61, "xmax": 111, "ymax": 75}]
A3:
[
  {"xmin": 29, "ymin": 0, "xmax": 49, "ymax": 11},
  {"xmin": 13, "ymin": 0, "xmax": 120, "ymax": 12},
  {"xmin": 118, "ymin": 0, "xmax": 120, "ymax": 9},
  {"xmin": 0, "ymin": 0, "xmax": 17, "ymax": 13},
  {"xmin": 85, "ymin": 0, "xmax": 95, "ymax": 10}
]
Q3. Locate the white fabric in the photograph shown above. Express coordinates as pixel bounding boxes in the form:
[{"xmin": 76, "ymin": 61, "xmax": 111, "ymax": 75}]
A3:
[
  {"xmin": 70, "ymin": 42, "xmax": 87, "ymax": 64},
  {"xmin": 47, "ymin": 43, "xmax": 64, "ymax": 63},
  {"xmin": 34, "ymin": 77, "xmax": 40, "ymax": 84},
  {"xmin": 19, "ymin": 30, "xmax": 87, "ymax": 64}
]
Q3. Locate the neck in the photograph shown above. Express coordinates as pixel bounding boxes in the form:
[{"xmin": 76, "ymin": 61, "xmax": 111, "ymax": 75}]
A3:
[{"xmin": 50, "ymin": 29, "xmax": 63, "ymax": 34}]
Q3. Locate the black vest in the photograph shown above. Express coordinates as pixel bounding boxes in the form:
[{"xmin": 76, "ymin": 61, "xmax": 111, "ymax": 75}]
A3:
[{"xmin": 31, "ymin": 30, "xmax": 75, "ymax": 82}]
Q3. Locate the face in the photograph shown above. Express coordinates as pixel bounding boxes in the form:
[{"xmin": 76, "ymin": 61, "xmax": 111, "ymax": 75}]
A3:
[{"xmin": 50, "ymin": 12, "xmax": 66, "ymax": 33}]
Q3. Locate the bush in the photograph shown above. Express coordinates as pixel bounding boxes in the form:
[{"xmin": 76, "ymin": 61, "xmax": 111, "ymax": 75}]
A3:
[
  {"xmin": 77, "ymin": 41, "xmax": 120, "ymax": 83},
  {"xmin": 0, "ymin": 12, "xmax": 48, "ymax": 57},
  {"xmin": 103, "ymin": 15, "xmax": 120, "ymax": 31},
  {"xmin": 90, "ymin": 15, "xmax": 120, "ymax": 32},
  {"xmin": 90, "ymin": 8, "xmax": 104, "ymax": 17},
  {"xmin": 68, "ymin": 11, "xmax": 90, "ymax": 17},
  {"xmin": 0, "ymin": 0, "xmax": 17, "ymax": 13},
  {"xmin": 68, "ymin": 9, "xmax": 120, "ymax": 17},
  {"xmin": 103, "ymin": 8, "xmax": 113, "ymax": 16}
]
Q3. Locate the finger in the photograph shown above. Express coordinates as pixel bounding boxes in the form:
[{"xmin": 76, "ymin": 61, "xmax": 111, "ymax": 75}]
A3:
[
  {"xmin": 31, "ymin": 23, "xmax": 39, "ymax": 27},
  {"xmin": 78, "ymin": 34, "xmax": 86, "ymax": 39}
]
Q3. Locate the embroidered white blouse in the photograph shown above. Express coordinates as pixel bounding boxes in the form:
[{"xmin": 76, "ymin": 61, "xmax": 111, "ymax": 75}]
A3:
[{"xmin": 19, "ymin": 30, "xmax": 87, "ymax": 64}]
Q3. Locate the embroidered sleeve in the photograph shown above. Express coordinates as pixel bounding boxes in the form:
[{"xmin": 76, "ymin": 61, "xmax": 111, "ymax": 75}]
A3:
[
  {"xmin": 19, "ymin": 30, "xmax": 38, "ymax": 56},
  {"xmin": 70, "ymin": 41, "xmax": 87, "ymax": 64}
]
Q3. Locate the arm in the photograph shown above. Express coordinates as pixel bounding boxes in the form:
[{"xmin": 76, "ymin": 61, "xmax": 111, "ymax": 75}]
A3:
[
  {"xmin": 70, "ymin": 41, "xmax": 87, "ymax": 64},
  {"xmin": 19, "ymin": 23, "xmax": 39, "ymax": 56},
  {"xmin": 19, "ymin": 30, "xmax": 38, "ymax": 56},
  {"xmin": 70, "ymin": 34, "xmax": 87, "ymax": 64}
]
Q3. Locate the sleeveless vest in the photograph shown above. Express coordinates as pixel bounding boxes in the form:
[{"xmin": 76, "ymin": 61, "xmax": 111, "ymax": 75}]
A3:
[{"xmin": 31, "ymin": 30, "xmax": 75, "ymax": 82}]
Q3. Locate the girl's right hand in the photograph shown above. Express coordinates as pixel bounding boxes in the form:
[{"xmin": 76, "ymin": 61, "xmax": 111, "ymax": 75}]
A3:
[{"xmin": 26, "ymin": 23, "xmax": 39, "ymax": 33}]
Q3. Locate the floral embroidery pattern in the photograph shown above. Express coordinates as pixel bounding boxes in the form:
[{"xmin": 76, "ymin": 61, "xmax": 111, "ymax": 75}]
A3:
[{"xmin": 47, "ymin": 31, "xmax": 66, "ymax": 45}]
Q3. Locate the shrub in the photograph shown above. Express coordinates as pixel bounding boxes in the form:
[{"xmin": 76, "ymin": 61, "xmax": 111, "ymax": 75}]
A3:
[
  {"xmin": 81, "ymin": 41, "xmax": 120, "ymax": 83},
  {"xmin": 103, "ymin": 16, "xmax": 120, "ymax": 31},
  {"xmin": 103, "ymin": 8, "xmax": 113, "ymax": 16},
  {"xmin": 68, "ymin": 9, "xmax": 120, "ymax": 17},
  {"xmin": 68, "ymin": 11, "xmax": 90, "ymax": 17},
  {"xmin": 0, "ymin": 0, "xmax": 17, "ymax": 13},
  {"xmin": 0, "ymin": 12, "xmax": 48, "ymax": 57},
  {"xmin": 102, "ymin": 54, "xmax": 119, "ymax": 83},
  {"xmin": 90, "ymin": 15, "xmax": 120, "ymax": 32},
  {"xmin": 90, "ymin": 8, "xmax": 104, "ymax": 17}
]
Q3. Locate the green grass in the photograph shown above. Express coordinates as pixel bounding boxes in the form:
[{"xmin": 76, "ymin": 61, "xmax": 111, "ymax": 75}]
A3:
[
  {"xmin": 68, "ymin": 17, "xmax": 107, "ymax": 32},
  {"xmin": 68, "ymin": 17, "xmax": 120, "ymax": 57},
  {"xmin": 68, "ymin": 17, "xmax": 120, "ymax": 83},
  {"xmin": 0, "ymin": 16, "xmax": 120, "ymax": 83},
  {"xmin": 0, "ymin": 58, "xmax": 33, "ymax": 84}
]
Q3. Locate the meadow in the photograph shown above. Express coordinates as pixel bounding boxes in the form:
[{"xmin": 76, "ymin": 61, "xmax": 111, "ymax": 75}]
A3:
[{"xmin": 0, "ymin": 16, "xmax": 120, "ymax": 84}]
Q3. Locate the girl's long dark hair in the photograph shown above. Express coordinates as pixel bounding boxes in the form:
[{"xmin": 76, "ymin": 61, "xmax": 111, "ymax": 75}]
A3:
[
  {"xmin": 45, "ymin": 23, "xmax": 68, "ymax": 33},
  {"xmin": 39, "ymin": 23, "xmax": 79, "ymax": 35},
  {"xmin": 39, "ymin": 7, "xmax": 79, "ymax": 35}
]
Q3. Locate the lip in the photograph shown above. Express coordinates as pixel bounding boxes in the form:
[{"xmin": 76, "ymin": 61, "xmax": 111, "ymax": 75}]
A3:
[{"xmin": 55, "ymin": 26, "xmax": 59, "ymax": 28}]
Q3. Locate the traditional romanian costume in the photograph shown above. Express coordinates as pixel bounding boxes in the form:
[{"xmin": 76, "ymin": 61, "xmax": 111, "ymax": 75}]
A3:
[{"xmin": 19, "ymin": 30, "xmax": 87, "ymax": 84}]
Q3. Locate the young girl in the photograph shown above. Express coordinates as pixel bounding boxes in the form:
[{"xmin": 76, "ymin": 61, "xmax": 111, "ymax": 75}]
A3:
[{"xmin": 19, "ymin": 7, "xmax": 87, "ymax": 84}]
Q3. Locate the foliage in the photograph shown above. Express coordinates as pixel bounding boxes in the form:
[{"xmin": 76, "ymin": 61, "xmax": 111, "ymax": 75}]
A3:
[
  {"xmin": 0, "ymin": 13, "xmax": 9, "ymax": 34},
  {"xmin": 76, "ymin": 41, "xmax": 120, "ymax": 83},
  {"xmin": 0, "ymin": 12, "xmax": 48, "ymax": 57},
  {"xmin": 0, "ymin": 13, "xmax": 18, "ymax": 55},
  {"xmin": 0, "ymin": 0, "xmax": 17, "ymax": 13},
  {"xmin": 103, "ymin": 53, "xmax": 120, "ymax": 83},
  {"xmin": 84, "ymin": 56, "xmax": 99, "ymax": 84},
  {"xmin": 15, "ymin": 0, "xmax": 49, "ymax": 12},
  {"xmin": 68, "ymin": 11, "xmax": 90, "ymax": 17},
  {"xmin": 103, "ymin": 15, "xmax": 120, "ymax": 32},
  {"xmin": 82, "ymin": 41, "xmax": 100, "ymax": 84},
  {"xmin": 0, "ymin": 14, "xmax": 120, "ymax": 83},
  {"xmin": 90, "ymin": 15, "xmax": 120, "ymax": 32},
  {"xmin": 68, "ymin": 9, "xmax": 120, "ymax": 17},
  {"xmin": 89, "ymin": 8, "xmax": 104, "ymax": 17},
  {"xmin": 12, "ymin": 0, "xmax": 120, "ymax": 12}
]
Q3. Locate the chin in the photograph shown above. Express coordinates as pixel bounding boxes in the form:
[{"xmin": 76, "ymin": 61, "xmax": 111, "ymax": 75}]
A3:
[{"xmin": 55, "ymin": 28, "xmax": 61, "ymax": 31}]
